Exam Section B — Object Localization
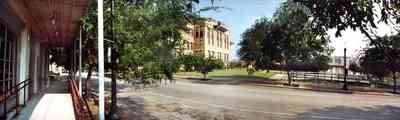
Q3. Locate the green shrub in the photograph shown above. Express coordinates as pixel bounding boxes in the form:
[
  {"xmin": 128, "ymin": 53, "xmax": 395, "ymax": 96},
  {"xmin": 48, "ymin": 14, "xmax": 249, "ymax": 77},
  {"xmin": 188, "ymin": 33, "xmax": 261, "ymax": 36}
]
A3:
[
  {"xmin": 142, "ymin": 62, "xmax": 162, "ymax": 79},
  {"xmin": 247, "ymin": 67, "xmax": 256, "ymax": 75}
]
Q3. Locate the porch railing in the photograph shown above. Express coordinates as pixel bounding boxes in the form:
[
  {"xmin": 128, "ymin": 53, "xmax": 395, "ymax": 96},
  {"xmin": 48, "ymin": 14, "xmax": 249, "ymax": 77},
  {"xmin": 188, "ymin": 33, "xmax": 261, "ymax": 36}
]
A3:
[
  {"xmin": 68, "ymin": 78, "xmax": 94, "ymax": 120},
  {"xmin": 0, "ymin": 79, "xmax": 30, "ymax": 119}
]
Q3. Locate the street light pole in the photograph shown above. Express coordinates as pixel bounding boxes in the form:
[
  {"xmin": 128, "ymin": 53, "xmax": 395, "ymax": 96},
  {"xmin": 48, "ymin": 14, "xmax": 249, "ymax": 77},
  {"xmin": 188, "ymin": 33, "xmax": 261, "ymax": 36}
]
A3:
[{"xmin": 342, "ymin": 48, "xmax": 348, "ymax": 90}]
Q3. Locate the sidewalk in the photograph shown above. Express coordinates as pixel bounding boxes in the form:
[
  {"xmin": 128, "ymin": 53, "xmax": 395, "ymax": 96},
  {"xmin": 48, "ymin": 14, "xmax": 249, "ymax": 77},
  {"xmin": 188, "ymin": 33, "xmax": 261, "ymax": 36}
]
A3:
[{"xmin": 13, "ymin": 80, "xmax": 70, "ymax": 120}]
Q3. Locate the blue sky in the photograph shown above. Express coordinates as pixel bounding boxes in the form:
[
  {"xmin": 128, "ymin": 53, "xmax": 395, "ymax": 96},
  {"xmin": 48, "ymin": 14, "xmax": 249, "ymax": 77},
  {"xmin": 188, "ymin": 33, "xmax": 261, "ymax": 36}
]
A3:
[{"xmin": 197, "ymin": 0, "xmax": 282, "ymax": 60}]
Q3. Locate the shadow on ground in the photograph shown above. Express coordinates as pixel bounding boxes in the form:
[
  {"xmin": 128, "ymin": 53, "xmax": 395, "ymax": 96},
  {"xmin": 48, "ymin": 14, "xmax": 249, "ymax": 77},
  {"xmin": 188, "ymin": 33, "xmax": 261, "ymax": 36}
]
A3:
[
  {"xmin": 184, "ymin": 75, "xmax": 275, "ymax": 85},
  {"xmin": 116, "ymin": 97, "xmax": 159, "ymax": 120},
  {"xmin": 117, "ymin": 95, "xmax": 229, "ymax": 120},
  {"xmin": 296, "ymin": 105, "xmax": 400, "ymax": 120}
]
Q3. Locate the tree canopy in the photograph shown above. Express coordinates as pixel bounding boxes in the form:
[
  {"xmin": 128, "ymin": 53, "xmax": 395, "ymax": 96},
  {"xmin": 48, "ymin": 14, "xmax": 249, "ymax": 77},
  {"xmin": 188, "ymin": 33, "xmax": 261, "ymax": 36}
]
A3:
[{"xmin": 358, "ymin": 34, "xmax": 400, "ymax": 92}]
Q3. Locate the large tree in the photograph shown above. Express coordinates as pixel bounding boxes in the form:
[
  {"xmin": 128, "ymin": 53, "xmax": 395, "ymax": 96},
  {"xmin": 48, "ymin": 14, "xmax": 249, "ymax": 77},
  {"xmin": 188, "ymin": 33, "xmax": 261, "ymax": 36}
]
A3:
[
  {"xmin": 359, "ymin": 35, "xmax": 400, "ymax": 92},
  {"xmin": 238, "ymin": 18, "xmax": 269, "ymax": 66},
  {"xmin": 239, "ymin": 1, "xmax": 332, "ymax": 85}
]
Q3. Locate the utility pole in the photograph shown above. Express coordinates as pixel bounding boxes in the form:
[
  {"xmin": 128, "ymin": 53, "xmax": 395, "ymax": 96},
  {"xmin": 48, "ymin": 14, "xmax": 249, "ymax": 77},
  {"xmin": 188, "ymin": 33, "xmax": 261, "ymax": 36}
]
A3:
[{"xmin": 342, "ymin": 48, "xmax": 348, "ymax": 90}]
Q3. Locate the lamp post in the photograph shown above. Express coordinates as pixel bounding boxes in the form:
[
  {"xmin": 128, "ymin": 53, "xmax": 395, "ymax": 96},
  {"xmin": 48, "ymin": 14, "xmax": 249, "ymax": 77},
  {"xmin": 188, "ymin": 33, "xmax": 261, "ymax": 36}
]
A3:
[{"xmin": 342, "ymin": 48, "xmax": 348, "ymax": 90}]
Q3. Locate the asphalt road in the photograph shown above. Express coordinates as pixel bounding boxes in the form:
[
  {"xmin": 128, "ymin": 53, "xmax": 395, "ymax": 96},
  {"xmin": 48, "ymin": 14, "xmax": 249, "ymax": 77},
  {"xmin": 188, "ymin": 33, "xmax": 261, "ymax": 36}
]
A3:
[{"xmin": 122, "ymin": 79, "xmax": 400, "ymax": 120}]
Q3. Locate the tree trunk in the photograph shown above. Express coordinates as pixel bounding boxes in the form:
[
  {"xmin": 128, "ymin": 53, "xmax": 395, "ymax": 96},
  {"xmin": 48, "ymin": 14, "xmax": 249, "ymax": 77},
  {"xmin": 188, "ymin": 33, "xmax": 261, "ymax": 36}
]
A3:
[
  {"xmin": 393, "ymin": 72, "xmax": 397, "ymax": 93},
  {"xmin": 287, "ymin": 70, "xmax": 292, "ymax": 85},
  {"xmin": 110, "ymin": 48, "xmax": 118, "ymax": 119},
  {"xmin": 366, "ymin": 74, "xmax": 374, "ymax": 88},
  {"xmin": 203, "ymin": 73, "xmax": 207, "ymax": 80},
  {"xmin": 85, "ymin": 64, "xmax": 95, "ymax": 98}
]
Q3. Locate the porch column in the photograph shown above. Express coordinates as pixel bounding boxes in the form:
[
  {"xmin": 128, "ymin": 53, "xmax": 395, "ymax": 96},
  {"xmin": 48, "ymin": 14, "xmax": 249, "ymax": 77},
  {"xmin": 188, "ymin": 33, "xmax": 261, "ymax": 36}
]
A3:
[
  {"xmin": 29, "ymin": 39, "xmax": 40, "ymax": 94},
  {"xmin": 45, "ymin": 49, "xmax": 50, "ymax": 88},
  {"xmin": 97, "ymin": 0, "xmax": 105, "ymax": 119},
  {"xmin": 39, "ymin": 47, "xmax": 47, "ymax": 89},
  {"xmin": 16, "ymin": 28, "xmax": 30, "ymax": 104}
]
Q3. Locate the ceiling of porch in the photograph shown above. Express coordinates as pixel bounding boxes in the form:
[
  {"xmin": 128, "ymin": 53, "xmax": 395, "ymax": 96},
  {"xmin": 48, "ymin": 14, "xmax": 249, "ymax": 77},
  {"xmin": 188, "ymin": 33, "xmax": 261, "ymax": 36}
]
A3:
[{"xmin": 8, "ymin": 0, "xmax": 90, "ymax": 47}]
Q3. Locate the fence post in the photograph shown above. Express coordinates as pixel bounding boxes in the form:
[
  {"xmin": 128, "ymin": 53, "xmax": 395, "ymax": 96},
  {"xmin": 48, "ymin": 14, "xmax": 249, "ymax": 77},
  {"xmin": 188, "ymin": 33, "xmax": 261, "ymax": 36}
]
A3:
[
  {"xmin": 23, "ymin": 81, "xmax": 26, "ymax": 106},
  {"xmin": 16, "ymin": 85, "xmax": 19, "ymax": 115},
  {"xmin": 3, "ymin": 85, "xmax": 7, "ymax": 119}
]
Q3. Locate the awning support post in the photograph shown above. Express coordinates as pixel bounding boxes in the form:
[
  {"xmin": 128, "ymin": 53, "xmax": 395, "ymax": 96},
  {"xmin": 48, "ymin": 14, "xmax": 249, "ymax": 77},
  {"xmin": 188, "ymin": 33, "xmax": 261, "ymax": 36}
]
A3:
[
  {"xmin": 79, "ymin": 27, "xmax": 82, "ymax": 96},
  {"xmin": 97, "ymin": 0, "xmax": 105, "ymax": 119}
]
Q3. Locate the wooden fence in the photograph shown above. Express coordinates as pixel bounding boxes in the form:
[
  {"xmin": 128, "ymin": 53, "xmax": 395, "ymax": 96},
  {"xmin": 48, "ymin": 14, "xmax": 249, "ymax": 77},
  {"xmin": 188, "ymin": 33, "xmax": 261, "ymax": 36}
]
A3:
[{"xmin": 69, "ymin": 78, "xmax": 94, "ymax": 120}]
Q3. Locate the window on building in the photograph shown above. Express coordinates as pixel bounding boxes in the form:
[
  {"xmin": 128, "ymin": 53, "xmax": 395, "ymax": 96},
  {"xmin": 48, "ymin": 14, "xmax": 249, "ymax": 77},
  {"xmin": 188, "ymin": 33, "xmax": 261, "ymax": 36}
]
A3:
[
  {"xmin": 187, "ymin": 42, "xmax": 190, "ymax": 50},
  {"xmin": 207, "ymin": 31, "xmax": 211, "ymax": 45},
  {"xmin": 220, "ymin": 33, "xmax": 223, "ymax": 48},
  {"xmin": 0, "ymin": 22, "xmax": 17, "ymax": 107},
  {"xmin": 224, "ymin": 38, "xmax": 227, "ymax": 49},
  {"xmin": 212, "ymin": 38, "xmax": 215, "ymax": 46},
  {"xmin": 200, "ymin": 31, "xmax": 204, "ymax": 39},
  {"xmin": 217, "ymin": 32, "xmax": 220, "ymax": 46},
  {"xmin": 217, "ymin": 38, "xmax": 219, "ymax": 47},
  {"xmin": 226, "ymin": 37, "xmax": 228, "ymax": 49}
]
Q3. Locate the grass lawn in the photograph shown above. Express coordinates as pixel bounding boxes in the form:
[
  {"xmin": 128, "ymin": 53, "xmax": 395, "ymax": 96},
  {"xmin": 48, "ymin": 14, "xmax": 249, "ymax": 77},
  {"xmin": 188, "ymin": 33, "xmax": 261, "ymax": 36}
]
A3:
[{"xmin": 175, "ymin": 68, "xmax": 278, "ymax": 79}]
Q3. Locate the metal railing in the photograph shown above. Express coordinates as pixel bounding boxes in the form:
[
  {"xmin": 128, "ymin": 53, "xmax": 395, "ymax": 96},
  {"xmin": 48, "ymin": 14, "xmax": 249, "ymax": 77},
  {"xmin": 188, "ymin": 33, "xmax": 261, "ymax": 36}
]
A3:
[
  {"xmin": 68, "ymin": 78, "xmax": 94, "ymax": 120},
  {"xmin": 0, "ymin": 79, "xmax": 30, "ymax": 119},
  {"xmin": 291, "ymin": 72, "xmax": 370, "ymax": 84}
]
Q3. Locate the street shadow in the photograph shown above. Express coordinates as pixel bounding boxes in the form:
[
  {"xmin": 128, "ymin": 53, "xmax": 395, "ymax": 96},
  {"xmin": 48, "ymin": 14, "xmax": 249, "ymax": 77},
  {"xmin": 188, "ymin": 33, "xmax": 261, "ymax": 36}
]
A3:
[
  {"xmin": 116, "ymin": 97, "xmax": 159, "ymax": 120},
  {"xmin": 188, "ymin": 79, "xmax": 242, "ymax": 85},
  {"xmin": 88, "ymin": 78, "xmax": 134, "ymax": 93},
  {"xmin": 296, "ymin": 105, "xmax": 400, "ymax": 120},
  {"xmin": 185, "ymin": 75, "xmax": 274, "ymax": 85}
]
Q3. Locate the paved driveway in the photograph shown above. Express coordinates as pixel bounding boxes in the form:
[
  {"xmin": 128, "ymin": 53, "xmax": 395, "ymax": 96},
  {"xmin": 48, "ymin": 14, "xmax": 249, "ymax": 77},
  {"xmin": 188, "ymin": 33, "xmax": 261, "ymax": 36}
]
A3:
[{"xmin": 118, "ymin": 79, "xmax": 400, "ymax": 120}]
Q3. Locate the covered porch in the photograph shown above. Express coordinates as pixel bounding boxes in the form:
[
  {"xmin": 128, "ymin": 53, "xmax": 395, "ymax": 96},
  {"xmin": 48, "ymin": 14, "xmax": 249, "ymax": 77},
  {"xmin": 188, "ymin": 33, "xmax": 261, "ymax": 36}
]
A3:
[{"xmin": 0, "ymin": 0, "xmax": 91, "ymax": 119}]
